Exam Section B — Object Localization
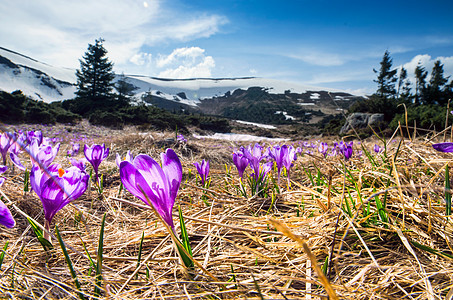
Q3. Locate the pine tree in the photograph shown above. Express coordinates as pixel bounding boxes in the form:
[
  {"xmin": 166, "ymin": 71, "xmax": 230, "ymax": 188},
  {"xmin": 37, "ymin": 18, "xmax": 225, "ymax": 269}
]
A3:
[
  {"xmin": 75, "ymin": 39, "xmax": 115, "ymax": 102},
  {"xmin": 426, "ymin": 60, "xmax": 449, "ymax": 105},
  {"xmin": 414, "ymin": 62, "xmax": 427, "ymax": 105},
  {"xmin": 115, "ymin": 73, "xmax": 139, "ymax": 104},
  {"xmin": 396, "ymin": 66, "xmax": 412, "ymax": 100},
  {"xmin": 373, "ymin": 50, "xmax": 397, "ymax": 98}
]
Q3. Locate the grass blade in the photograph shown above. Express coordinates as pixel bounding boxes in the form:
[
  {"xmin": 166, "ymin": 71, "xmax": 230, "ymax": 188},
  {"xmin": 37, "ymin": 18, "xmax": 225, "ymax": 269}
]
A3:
[
  {"xmin": 446, "ymin": 164, "xmax": 451, "ymax": 216},
  {"xmin": 178, "ymin": 205, "xmax": 194, "ymax": 269},
  {"xmin": 79, "ymin": 237, "xmax": 96, "ymax": 276},
  {"xmin": 0, "ymin": 242, "xmax": 9, "ymax": 270},
  {"xmin": 26, "ymin": 217, "xmax": 53, "ymax": 251},
  {"xmin": 374, "ymin": 190, "xmax": 389, "ymax": 226},
  {"xmin": 135, "ymin": 231, "xmax": 145, "ymax": 279},
  {"xmin": 94, "ymin": 213, "xmax": 106, "ymax": 297},
  {"xmin": 410, "ymin": 240, "xmax": 453, "ymax": 260},
  {"xmin": 55, "ymin": 225, "xmax": 85, "ymax": 300}
]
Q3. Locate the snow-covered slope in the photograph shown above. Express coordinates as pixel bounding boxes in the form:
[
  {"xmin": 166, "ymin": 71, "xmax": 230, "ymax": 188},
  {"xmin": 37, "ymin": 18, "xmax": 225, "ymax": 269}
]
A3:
[
  {"xmin": 0, "ymin": 47, "xmax": 77, "ymax": 101},
  {"xmin": 0, "ymin": 46, "xmax": 347, "ymax": 104},
  {"xmin": 127, "ymin": 76, "xmax": 344, "ymax": 104}
]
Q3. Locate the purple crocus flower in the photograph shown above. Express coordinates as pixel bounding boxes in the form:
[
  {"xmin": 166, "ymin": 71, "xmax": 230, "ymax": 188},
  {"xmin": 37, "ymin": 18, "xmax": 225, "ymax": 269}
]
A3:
[
  {"xmin": 67, "ymin": 143, "xmax": 80, "ymax": 157},
  {"xmin": 0, "ymin": 132, "xmax": 12, "ymax": 165},
  {"xmin": 10, "ymin": 139, "xmax": 60, "ymax": 171},
  {"xmin": 336, "ymin": 141, "xmax": 353, "ymax": 160},
  {"xmin": 84, "ymin": 143, "xmax": 109, "ymax": 182},
  {"xmin": 243, "ymin": 143, "xmax": 267, "ymax": 180},
  {"xmin": 26, "ymin": 130, "xmax": 43, "ymax": 147},
  {"xmin": 268, "ymin": 145, "xmax": 288, "ymax": 183},
  {"xmin": 433, "ymin": 142, "xmax": 453, "ymax": 153},
  {"xmin": 0, "ymin": 165, "xmax": 7, "ymax": 186},
  {"xmin": 177, "ymin": 134, "xmax": 187, "ymax": 143},
  {"xmin": 69, "ymin": 157, "xmax": 87, "ymax": 171},
  {"xmin": 0, "ymin": 199, "xmax": 15, "ymax": 228},
  {"xmin": 30, "ymin": 163, "xmax": 89, "ymax": 240},
  {"xmin": 116, "ymin": 150, "xmax": 134, "ymax": 168},
  {"xmin": 232, "ymin": 148, "xmax": 249, "ymax": 178},
  {"xmin": 373, "ymin": 144, "xmax": 381, "ymax": 153},
  {"xmin": 72, "ymin": 143, "xmax": 80, "ymax": 155},
  {"xmin": 119, "ymin": 149, "xmax": 182, "ymax": 229},
  {"xmin": 318, "ymin": 142, "xmax": 329, "ymax": 158},
  {"xmin": 29, "ymin": 140, "xmax": 60, "ymax": 167},
  {"xmin": 194, "ymin": 159, "xmax": 210, "ymax": 186},
  {"xmin": 8, "ymin": 131, "xmax": 26, "ymax": 156},
  {"xmin": 282, "ymin": 145, "xmax": 297, "ymax": 180}
]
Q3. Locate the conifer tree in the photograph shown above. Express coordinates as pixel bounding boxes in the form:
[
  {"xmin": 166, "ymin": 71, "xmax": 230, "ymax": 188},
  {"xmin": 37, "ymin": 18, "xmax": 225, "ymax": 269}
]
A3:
[
  {"xmin": 426, "ymin": 60, "xmax": 449, "ymax": 105},
  {"xmin": 115, "ymin": 73, "xmax": 139, "ymax": 104},
  {"xmin": 75, "ymin": 39, "xmax": 115, "ymax": 102},
  {"xmin": 373, "ymin": 50, "xmax": 397, "ymax": 98},
  {"xmin": 396, "ymin": 66, "xmax": 412, "ymax": 100},
  {"xmin": 414, "ymin": 62, "xmax": 427, "ymax": 105}
]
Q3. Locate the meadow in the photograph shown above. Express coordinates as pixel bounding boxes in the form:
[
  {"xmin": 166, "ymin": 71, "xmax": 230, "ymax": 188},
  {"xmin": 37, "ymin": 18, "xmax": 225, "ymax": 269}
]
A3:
[{"xmin": 0, "ymin": 120, "xmax": 452, "ymax": 300}]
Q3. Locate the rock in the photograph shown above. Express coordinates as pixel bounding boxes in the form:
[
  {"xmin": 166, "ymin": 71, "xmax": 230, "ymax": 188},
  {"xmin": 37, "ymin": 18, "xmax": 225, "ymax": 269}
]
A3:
[{"xmin": 340, "ymin": 113, "xmax": 384, "ymax": 134}]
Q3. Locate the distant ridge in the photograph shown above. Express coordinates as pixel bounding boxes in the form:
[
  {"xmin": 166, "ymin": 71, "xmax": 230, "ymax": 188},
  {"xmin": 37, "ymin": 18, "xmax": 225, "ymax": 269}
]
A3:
[{"xmin": 0, "ymin": 46, "xmax": 360, "ymax": 118}]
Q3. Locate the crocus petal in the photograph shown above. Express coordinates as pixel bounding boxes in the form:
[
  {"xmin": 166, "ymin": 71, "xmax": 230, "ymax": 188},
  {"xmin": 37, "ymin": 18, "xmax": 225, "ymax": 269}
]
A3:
[
  {"xmin": 120, "ymin": 152, "xmax": 180, "ymax": 229},
  {"xmin": 120, "ymin": 161, "xmax": 151, "ymax": 204},
  {"xmin": 233, "ymin": 152, "xmax": 249, "ymax": 178},
  {"xmin": 0, "ymin": 200, "xmax": 15, "ymax": 228},
  {"xmin": 161, "ymin": 149, "xmax": 182, "ymax": 201},
  {"xmin": 40, "ymin": 178, "xmax": 67, "ymax": 222},
  {"xmin": 433, "ymin": 142, "xmax": 453, "ymax": 153},
  {"xmin": 32, "ymin": 164, "xmax": 88, "ymax": 223},
  {"xmin": 10, "ymin": 152, "xmax": 26, "ymax": 171},
  {"xmin": 0, "ymin": 165, "xmax": 7, "ymax": 174},
  {"xmin": 133, "ymin": 155, "xmax": 169, "ymax": 197},
  {"xmin": 115, "ymin": 153, "xmax": 121, "ymax": 168}
]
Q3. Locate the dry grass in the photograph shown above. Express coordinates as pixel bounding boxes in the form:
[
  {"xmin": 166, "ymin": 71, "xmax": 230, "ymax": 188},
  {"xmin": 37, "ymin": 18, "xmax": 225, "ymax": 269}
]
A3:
[{"xmin": 1, "ymin": 123, "xmax": 453, "ymax": 299}]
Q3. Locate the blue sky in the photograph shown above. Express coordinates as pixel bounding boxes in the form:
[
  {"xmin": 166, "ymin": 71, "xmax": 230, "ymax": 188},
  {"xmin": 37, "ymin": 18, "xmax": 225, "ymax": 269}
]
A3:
[{"xmin": 1, "ymin": 0, "xmax": 452, "ymax": 95}]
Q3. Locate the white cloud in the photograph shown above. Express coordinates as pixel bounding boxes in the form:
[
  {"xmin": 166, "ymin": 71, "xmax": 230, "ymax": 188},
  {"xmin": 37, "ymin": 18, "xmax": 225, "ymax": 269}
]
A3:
[
  {"xmin": 0, "ymin": 0, "xmax": 227, "ymax": 70},
  {"xmin": 156, "ymin": 47, "xmax": 207, "ymax": 68},
  {"xmin": 399, "ymin": 54, "xmax": 453, "ymax": 85},
  {"xmin": 157, "ymin": 47, "xmax": 215, "ymax": 78},
  {"xmin": 288, "ymin": 51, "xmax": 345, "ymax": 66},
  {"xmin": 130, "ymin": 52, "xmax": 153, "ymax": 66},
  {"xmin": 307, "ymin": 70, "xmax": 374, "ymax": 85}
]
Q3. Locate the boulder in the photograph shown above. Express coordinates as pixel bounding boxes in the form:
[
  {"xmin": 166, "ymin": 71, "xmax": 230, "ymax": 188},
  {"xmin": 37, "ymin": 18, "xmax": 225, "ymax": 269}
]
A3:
[{"xmin": 340, "ymin": 113, "xmax": 384, "ymax": 134}]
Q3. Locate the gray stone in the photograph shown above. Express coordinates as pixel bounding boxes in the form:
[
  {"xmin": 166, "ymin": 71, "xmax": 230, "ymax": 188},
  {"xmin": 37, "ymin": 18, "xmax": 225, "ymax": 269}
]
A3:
[{"xmin": 340, "ymin": 113, "xmax": 384, "ymax": 134}]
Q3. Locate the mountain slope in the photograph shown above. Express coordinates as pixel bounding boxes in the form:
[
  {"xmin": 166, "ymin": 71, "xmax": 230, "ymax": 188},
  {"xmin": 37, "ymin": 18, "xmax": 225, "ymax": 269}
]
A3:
[
  {"xmin": 0, "ymin": 46, "xmax": 361, "ymax": 124},
  {"xmin": 0, "ymin": 47, "xmax": 76, "ymax": 102}
]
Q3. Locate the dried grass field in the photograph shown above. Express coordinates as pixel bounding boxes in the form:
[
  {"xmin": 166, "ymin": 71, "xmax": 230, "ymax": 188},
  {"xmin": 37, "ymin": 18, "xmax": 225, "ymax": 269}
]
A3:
[{"xmin": 1, "ymin": 121, "xmax": 453, "ymax": 300}]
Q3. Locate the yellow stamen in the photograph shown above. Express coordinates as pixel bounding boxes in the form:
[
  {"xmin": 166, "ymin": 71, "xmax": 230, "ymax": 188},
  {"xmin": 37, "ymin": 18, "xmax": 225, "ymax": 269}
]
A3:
[{"xmin": 58, "ymin": 168, "xmax": 65, "ymax": 177}]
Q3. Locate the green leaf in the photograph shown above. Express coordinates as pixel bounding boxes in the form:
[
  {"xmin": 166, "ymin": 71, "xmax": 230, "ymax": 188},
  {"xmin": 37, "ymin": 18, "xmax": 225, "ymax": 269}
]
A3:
[
  {"xmin": 55, "ymin": 225, "xmax": 85, "ymax": 300},
  {"xmin": 178, "ymin": 206, "xmax": 194, "ymax": 269},
  {"xmin": 374, "ymin": 192, "xmax": 388, "ymax": 226},
  {"xmin": 410, "ymin": 240, "xmax": 453, "ymax": 260},
  {"xmin": 446, "ymin": 165, "xmax": 451, "ymax": 216},
  {"xmin": 26, "ymin": 217, "xmax": 53, "ymax": 251},
  {"xmin": 24, "ymin": 169, "xmax": 29, "ymax": 192},
  {"xmin": 321, "ymin": 256, "xmax": 329, "ymax": 275},
  {"xmin": 94, "ymin": 213, "xmax": 106, "ymax": 297},
  {"xmin": 0, "ymin": 242, "xmax": 9, "ymax": 270},
  {"xmin": 79, "ymin": 237, "xmax": 96, "ymax": 276},
  {"xmin": 135, "ymin": 231, "xmax": 145, "ymax": 279}
]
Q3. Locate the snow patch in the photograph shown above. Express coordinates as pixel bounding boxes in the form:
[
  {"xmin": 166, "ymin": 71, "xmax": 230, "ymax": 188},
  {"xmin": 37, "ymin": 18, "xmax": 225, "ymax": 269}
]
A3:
[
  {"xmin": 235, "ymin": 120, "xmax": 276, "ymax": 129},
  {"xmin": 193, "ymin": 133, "xmax": 289, "ymax": 142},
  {"xmin": 275, "ymin": 111, "xmax": 295, "ymax": 120},
  {"xmin": 310, "ymin": 93, "xmax": 320, "ymax": 100}
]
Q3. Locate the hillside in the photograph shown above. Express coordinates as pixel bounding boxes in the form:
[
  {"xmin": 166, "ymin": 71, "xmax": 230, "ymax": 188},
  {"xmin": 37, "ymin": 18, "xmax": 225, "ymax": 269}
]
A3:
[
  {"xmin": 0, "ymin": 46, "xmax": 362, "ymax": 126},
  {"xmin": 0, "ymin": 121, "xmax": 451, "ymax": 299}
]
